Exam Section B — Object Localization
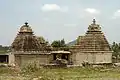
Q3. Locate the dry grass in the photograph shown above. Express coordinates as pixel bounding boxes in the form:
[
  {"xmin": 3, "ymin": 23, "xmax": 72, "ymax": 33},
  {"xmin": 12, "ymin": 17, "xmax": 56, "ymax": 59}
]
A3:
[{"xmin": 0, "ymin": 66, "xmax": 120, "ymax": 80}]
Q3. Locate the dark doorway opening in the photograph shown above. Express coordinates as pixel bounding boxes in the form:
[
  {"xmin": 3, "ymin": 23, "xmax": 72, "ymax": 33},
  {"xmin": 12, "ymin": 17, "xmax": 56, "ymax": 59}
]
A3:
[
  {"xmin": 0, "ymin": 55, "xmax": 8, "ymax": 63},
  {"xmin": 62, "ymin": 54, "xmax": 68, "ymax": 60},
  {"xmin": 53, "ymin": 54, "xmax": 69, "ymax": 60},
  {"xmin": 53, "ymin": 54, "xmax": 57, "ymax": 60}
]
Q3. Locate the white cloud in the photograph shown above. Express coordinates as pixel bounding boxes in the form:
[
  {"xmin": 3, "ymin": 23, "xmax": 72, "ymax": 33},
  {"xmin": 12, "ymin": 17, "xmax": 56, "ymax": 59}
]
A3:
[
  {"xmin": 78, "ymin": 8, "xmax": 100, "ymax": 19},
  {"xmin": 112, "ymin": 10, "xmax": 120, "ymax": 19},
  {"xmin": 41, "ymin": 4, "xmax": 68, "ymax": 12},
  {"xmin": 85, "ymin": 8, "xmax": 100, "ymax": 14}
]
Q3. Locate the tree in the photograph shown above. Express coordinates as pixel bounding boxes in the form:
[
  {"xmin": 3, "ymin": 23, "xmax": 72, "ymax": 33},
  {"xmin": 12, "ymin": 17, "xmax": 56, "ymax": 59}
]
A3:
[
  {"xmin": 51, "ymin": 39, "xmax": 66, "ymax": 47},
  {"xmin": 51, "ymin": 40, "xmax": 61, "ymax": 47},
  {"xmin": 111, "ymin": 42, "xmax": 120, "ymax": 62},
  {"xmin": 51, "ymin": 39, "xmax": 69, "ymax": 51},
  {"xmin": 60, "ymin": 39, "xmax": 66, "ymax": 47},
  {"xmin": 37, "ymin": 36, "xmax": 46, "ymax": 44},
  {"xmin": 0, "ymin": 45, "xmax": 10, "ymax": 53},
  {"xmin": 37, "ymin": 36, "xmax": 52, "ymax": 51}
]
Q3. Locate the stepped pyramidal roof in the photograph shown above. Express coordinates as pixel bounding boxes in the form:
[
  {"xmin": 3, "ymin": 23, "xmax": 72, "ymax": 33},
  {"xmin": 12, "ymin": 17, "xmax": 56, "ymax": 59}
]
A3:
[
  {"xmin": 11, "ymin": 22, "xmax": 51, "ymax": 52},
  {"xmin": 74, "ymin": 19, "xmax": 111, "ymax": 51}
]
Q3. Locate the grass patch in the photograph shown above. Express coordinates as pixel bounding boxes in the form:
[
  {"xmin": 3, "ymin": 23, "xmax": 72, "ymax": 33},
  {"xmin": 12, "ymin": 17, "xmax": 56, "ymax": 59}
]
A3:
[
  {"xmin": 0, "ymin": 67, "xmax": 120, "ymax": 80},
  {"xmin": 0, "ymin": 50, "xmax": 8, "ymax": 53}
]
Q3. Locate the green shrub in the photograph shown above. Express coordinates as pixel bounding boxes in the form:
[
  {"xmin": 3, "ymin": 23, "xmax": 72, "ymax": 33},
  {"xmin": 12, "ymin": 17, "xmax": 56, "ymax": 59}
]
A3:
[{"xmin": 21, "ymin": 61, "xmax": 42, "ymax": 73}]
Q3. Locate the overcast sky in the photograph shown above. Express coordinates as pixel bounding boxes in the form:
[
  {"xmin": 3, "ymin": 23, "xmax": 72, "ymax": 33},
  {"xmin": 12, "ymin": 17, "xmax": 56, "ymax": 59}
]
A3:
[{"xmin": 0, "ymin": 0, "xmax": 120, "ymax": 46}]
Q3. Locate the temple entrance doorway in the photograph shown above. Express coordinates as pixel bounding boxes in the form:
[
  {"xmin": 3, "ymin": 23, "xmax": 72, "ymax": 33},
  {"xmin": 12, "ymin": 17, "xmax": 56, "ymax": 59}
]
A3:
[
  {"xmin": 51, "ymin": 51, "xmax": 71, "ymax": 65},
  {"xmin": 0, "ymin": 55, "xmax": 9, "ymax": 63},
  {"xmin": 53, "ymin": 53, "xmax": 69, "ymax": 60}
]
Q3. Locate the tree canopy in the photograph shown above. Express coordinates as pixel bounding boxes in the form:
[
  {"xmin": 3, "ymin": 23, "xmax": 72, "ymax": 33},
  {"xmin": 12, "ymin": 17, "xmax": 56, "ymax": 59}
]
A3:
[
  {"xmin": 111, "ymin": 42, "xmax": 120, "ymax": 62},
  {"xmin": 0, "ymin": 45, "xmax": 10, "ymax": 53},
  {"xmin": 51, "ymin": 39, "xmax": 69, "ymax": 51},
  {"xmin": 51, "ymin": 39, "xmax": 66, "ymax": 47}
]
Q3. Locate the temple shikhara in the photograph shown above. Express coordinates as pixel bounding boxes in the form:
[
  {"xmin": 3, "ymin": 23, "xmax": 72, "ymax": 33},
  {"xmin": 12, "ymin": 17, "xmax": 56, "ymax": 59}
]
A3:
[
  {"xmin": 4, "ymin": 19, "xmax": 112, "ymax": 67},
  {"xmin": 11, "ymin": 22, "xmax": 51, "ymax": 51},
  {"xmin": 70, "ymin": 19, "xmax": 112, "ymax": 66}
]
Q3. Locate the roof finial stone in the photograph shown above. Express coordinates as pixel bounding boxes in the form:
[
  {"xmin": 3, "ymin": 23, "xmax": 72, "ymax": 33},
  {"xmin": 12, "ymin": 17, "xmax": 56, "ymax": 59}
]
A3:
[
  {"xmin": 25, "ymin": 22, "xmax": 28, "ymax": 26},
  {"xmin": 93, "ymin": 19, "xmax": 96, "ymax": 24}
]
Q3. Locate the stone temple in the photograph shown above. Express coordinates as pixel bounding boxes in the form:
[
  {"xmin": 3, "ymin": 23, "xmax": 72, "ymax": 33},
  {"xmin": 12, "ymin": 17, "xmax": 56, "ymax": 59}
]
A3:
[
  {"xmin": 11, "ymin": 22, "xmax": 51, "ymax": 51},
  {"xmin": 9, "ymin": 19, "xmax": 112, "ymax": 67},
  {"xmin": 70, "ymin": 19, "xmax": 112, "ymax": 66},
  {"xmin": 11, "ymin": 22, "xmax": 52, "ymax": 67}
]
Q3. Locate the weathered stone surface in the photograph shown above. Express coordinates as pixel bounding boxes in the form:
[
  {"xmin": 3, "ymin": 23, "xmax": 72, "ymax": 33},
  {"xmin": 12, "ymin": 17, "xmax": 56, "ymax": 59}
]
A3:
[
  {"xmin": 11, "ymin": 22, "xmax": 51, "ymax": 52},
  {"xmin": 70, "ymin": 19, "xmax": 112, "ymax": 65},
  {"xmin": 74, "ymin": 19, "xmax": 111, "ymax": 51}
]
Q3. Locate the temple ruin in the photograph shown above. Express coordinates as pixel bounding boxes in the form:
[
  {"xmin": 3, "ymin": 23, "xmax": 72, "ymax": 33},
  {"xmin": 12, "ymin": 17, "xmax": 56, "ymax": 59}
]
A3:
[
  {"xmin": 70, "ymin": 19, "xmax": 112, "ymax": 66},
  {"xmin": 11, "ymin": 22, "xmax": 52, "ymax": 67},
  {"xmin": 11, "ymin": 22, "xmax": 51, "ymax": 51},
  {"xmin": 10, "ymin": 19, "xmax": 112, "ymax": 67}
]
